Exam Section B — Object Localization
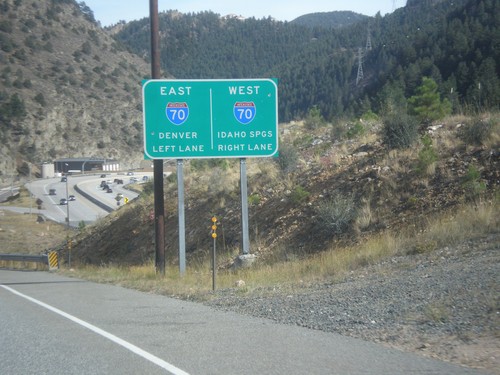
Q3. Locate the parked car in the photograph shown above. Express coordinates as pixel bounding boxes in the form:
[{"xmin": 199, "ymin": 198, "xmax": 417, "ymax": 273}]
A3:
[
  {"xmin": 106, "ymin": 188, "xmax": 113, "ymax": 193},
  {"xmin": 61, "ymin": 177, "xmax": 67, "ymax": 182},
  {"xmin": 100, "ymin": 174, "xmax": 106, "ymax": 178},
  {"xmin": 68, "ymin": 195, "xmax": 76, "ymax": 201},
  {"xmin": 60, "ymin": 198, "xmax": 67, "ymax": 205},
  {"xmin": 49, "ymin": 189, "xmax": 56, "ymax": 195},
  {"xmin": 127, "ymin": 171, "xmax": 134, "ymax": 176}
]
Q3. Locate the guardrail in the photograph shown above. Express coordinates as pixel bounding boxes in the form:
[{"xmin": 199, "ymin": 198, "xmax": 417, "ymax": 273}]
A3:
[
  {"xmin": 0, "ymin": 253, "xmax": 48, "ymax": 263},
  {"xmin": 0, "ymin": 252, "xmax": 59, "ymax": 270}
]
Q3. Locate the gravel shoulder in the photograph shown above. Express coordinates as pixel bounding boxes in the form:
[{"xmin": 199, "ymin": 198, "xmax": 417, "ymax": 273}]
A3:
[{"xmin": 204, "ymin": 234, "xmax": 500, "ymax": 374}]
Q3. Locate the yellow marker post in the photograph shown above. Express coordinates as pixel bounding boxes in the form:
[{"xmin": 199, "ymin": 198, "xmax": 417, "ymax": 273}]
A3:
[
  {"xmin": 211, "ymin": 217, "xmax": 217, "ymax": 291},
  {"xmin": 67, "ymin": 238, "xmax": 72, "ymax": 268}
]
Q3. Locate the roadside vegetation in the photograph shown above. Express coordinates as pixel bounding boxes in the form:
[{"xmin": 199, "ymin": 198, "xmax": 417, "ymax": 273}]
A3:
[
  {"xmin": 0, "ymin": 187, "xmax": 68, "ymax": 269},
  {"xmin": 2, "ymin": 106, "xmax": 499, "ymax": 297},
  {"xmin": 61, "ymin": 201, "xmax": 498, "ymax": 299},
  {"xmin": 57, "ymin": 105, "xmax": 498, "ymax": 297}
]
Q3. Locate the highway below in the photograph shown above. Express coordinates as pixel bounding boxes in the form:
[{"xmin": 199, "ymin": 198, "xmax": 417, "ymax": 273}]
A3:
[
  {"xmin": 20, "ymin": 173, "xmax": 152, "ymax": 227},
  {"xmin": 0, "ymin": 270, "xmax": 489, "ymax": 375}
]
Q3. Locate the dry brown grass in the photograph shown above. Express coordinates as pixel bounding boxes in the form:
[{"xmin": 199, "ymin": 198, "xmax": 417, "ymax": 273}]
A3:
[
  {"xmin": 59, "ymin": 111, "xmax": 500, "ymax": 294},
  {"xmin": 383, "ymin": 148, "xmax": 418, "ymax": 175},
  {"xmin": 406, "ymin": 202, "xmax": 499, "ymax": 251},
  {"xmin": 485, "ymin": 113, "xmax": 500, "ymax": 148},
  {"xmin": 355, "ymin": 200, "xmax": 373, "ymax": 230},
  {"xmin": 0, "ymin": 209, "xmax": 69, "ymax": 254},
  {"xmin": 15, "ymin": 113, "xmax": 500, "ymax": 296},
  {"xmin": 62, "ymin": 201, "xmax": 499, "ymax": 298},
  {"xmin": 0, "ymin": 187, "xmax": 33, "ymax": 208},
  {"xmin": 0, "ymin": 187, "xmax": 70, "ymax": 269}
]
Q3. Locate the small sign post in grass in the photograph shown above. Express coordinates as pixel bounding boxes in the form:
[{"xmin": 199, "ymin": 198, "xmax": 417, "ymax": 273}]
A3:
[{"xmin": 211, "ymin": 216, "xmax": 218, "ymax": 291}]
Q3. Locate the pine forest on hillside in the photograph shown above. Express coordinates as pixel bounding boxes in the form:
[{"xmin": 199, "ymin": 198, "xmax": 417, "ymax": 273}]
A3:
[{"xmin": 115, "ymin": 0, "xmax": 500, "ymax": 122}]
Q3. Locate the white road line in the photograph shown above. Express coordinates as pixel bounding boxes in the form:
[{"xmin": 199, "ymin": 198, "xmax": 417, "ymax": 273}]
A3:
[{"xmin": 1, "ymin": 284, "xmax": 190, "ymax": 375}]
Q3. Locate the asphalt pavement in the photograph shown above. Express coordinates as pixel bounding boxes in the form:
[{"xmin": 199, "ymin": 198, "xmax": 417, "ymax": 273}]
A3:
[
  {"xmin": 0, "ymin": 270, "xmax": 490, "ymax": 375},
  {"xmin": 1, "ymin": 173, "xmax": 151, "ymax": 227}
]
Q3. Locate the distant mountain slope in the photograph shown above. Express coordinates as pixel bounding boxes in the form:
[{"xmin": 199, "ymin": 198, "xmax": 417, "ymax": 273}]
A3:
[
  {"xmin": 291, "ymin": 11, "xmax": 369, "ymax": 28},
  {"xmin": 115, "ymin": 11, "xmax": 321, "ymax": 80}
]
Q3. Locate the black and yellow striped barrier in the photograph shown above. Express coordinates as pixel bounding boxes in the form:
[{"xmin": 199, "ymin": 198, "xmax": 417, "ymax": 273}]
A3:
[{"xmin": 48, "ymin": 251, "xmax": 59, "ymax": 270}]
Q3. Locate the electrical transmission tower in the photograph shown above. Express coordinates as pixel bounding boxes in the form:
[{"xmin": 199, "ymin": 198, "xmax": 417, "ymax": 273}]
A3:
[
  {"xmin": 356, "ymin": 47, "xmax": 364, "ymax": 85},
  {"xmin": 366, "ymin": 25, "xmax": 372, "ymax": 51}
]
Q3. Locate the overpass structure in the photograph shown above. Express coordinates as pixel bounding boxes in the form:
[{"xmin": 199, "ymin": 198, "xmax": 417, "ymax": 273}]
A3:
[{"xmin": 54, "ymin": 158, "xmax": 120, "ymax": 174}]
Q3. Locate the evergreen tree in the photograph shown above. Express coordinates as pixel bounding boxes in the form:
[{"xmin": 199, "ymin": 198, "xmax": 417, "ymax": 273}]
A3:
[
  {"xmin": 304, "ymin": 105, "xmax": 325, "ymax": 129},
  {"xmin": 408, "ymin": 77, "xmax": 451, "ymax": 124}
]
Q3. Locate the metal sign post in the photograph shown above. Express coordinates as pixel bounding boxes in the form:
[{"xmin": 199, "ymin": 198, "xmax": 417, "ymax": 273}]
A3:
[
  {"xmin": 67, "ymin": 239, "xmax": 71, "ymax": 268},
  {"xmin": 177, "ymin": 160, "xmax": 186, "ymax": 275},
  {"xmin": 65, "ymin": 174, "xmax": 70, "ymax": 228},
  {"xmin": 240, "ymin": 159, "xmax": 250, "ymax": 254}
]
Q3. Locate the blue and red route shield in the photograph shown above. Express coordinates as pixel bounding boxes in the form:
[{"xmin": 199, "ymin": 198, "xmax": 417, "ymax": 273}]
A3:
[
  {"xmin": 233, "ymin": 102, "xmax": 256, "ymax": 124},
  {"xmin": 166, "ymin": 102, "xmax": 189, "ymax": 125}
]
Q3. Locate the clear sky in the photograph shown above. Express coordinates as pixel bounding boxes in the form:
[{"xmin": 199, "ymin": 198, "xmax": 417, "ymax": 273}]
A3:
[{"xmin": 83, "ymin": 0, "xmax": 404, "ymax": 27}]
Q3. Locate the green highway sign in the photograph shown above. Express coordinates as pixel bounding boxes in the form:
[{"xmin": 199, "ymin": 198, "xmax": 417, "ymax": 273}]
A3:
[{"xmin": 142, "ymin": 79, "xmax": 278, "ymax": 159}]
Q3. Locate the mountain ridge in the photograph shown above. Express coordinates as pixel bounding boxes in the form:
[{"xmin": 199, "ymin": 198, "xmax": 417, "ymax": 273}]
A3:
[
  {"xmin": 290, "ymin": 11, "xmax": 369, "ymax": 28},
  {"xmin": 0, "ymin": 0, "xmax": 149, "ymax": 182}
]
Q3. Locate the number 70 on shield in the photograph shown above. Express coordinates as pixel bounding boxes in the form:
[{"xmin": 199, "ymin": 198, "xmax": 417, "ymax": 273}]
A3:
[{"xmin": 166, "ymin": 102, "xmax": 189, "ymax": 125}]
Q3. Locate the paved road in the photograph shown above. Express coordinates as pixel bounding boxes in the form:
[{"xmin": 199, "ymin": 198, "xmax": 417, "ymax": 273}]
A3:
[
  {"xmin": 1, "ymin": 173, "xmax": 152, "ymax": 227},
  {"xmin": 0, "ymin": 270, "xmax": 489, "ymax": 375},
  {"xmin": 24, "ymin": 176, "xmax": 110, "ymax": 225}
]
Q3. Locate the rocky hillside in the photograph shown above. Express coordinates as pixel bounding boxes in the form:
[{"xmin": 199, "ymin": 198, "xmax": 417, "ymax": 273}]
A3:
[
  {"xmin": 66, "ymin": 112, "xmax": 499, "ymax": 267},
  {"xmin": 0, "ymin": 0, "xmax": 150, "ymax": 182}
]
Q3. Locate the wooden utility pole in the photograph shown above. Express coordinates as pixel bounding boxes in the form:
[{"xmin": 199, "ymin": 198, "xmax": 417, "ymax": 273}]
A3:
[{"xmin": 150, "ymin": 0, "xmax": 165, "ymax": 275}]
